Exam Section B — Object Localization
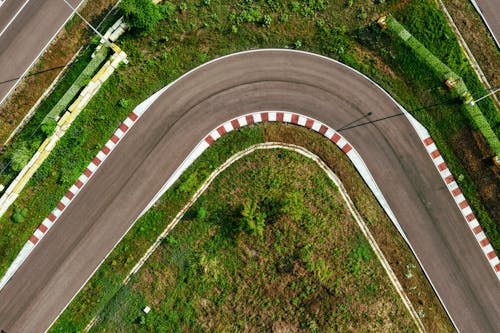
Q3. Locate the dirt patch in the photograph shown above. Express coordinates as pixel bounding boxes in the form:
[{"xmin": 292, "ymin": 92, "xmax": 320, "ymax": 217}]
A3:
[{"xmin": 450, "ymin": 128, "xmax": 499, "ymax": 225}]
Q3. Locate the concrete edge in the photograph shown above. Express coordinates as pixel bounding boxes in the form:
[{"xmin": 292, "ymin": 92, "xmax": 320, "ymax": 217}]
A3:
[
  {"xmin": 84, "ymin": 142, "xmax": 426, "ymax": 332},
  {"xmin": 2, "ymin": 49, "xmax": 496, "ymax": 330}
]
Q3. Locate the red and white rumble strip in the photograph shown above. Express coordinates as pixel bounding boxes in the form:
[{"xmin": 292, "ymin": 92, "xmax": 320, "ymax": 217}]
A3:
[
  {"xmin": 0, "ymin": 111, "xmax": 140, "ymax": 290},
  {"xmin": 2, "ymin": 108, "xmax": 499, "ymax": 291},
  {"xmin": 422, "ymin": 136, "xmax": 500, "ymax": 277},
  {"xmin": 404, "ymin": 112, "xmax": 500, "ymax": 280}
]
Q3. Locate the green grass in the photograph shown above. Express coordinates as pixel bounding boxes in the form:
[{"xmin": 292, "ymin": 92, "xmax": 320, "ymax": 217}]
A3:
[
  {"xmin": 0, "ymin": 0, "xmax": 494, "ymax": 329},
  {"xmin": 383, "ymin": 13, "xmax": 500, "ymax": 155},
  {"xmin": 0, "ymin": 45, "xmax": 104, "ymax": 187},
  {"xmin": 50, "ymin": 124, "xmax": 453, "ymax": 332},
  {"xmin": 68, "ymin": 148, "xmax": 418, "ymax": 332},
  {"xmin": 353, "ymin": 0, "xmax": 499, "ymax": 250},
  {"xmin": 50, "ymin": 127, "xmax": 265, "ymax": 332},
  {"xmin": 42, "ymin": 45, "xmax": 109, "ymax": 124}
]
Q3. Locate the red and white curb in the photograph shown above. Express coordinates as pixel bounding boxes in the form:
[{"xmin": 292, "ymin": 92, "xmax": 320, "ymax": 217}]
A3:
[
  {"xmin": 0, "ymin": 111, "xmax": 141, "ymax": 290},
  {"xmin": 403, "ymin": 112, "xmax": 500, "ymax": 280},
  {"xmin": 423, "ymin": 136, "xmax": 499, "ymax": 278},
  {"xmin": 140, "ymin": 111, "xmax": 404, "ymax": 245},
  {"xmin": 1, "ymin": 49, "xmax": 498, "ymax": 296}
]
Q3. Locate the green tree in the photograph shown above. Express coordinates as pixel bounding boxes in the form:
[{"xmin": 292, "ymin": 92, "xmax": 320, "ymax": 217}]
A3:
[
  {"xmin": 120, "ymin": 0, "xmax": 173, "ymax": 32},
  {"xmin": 240, "ymin": 199, "xmax": 266, "ymax": 237}
]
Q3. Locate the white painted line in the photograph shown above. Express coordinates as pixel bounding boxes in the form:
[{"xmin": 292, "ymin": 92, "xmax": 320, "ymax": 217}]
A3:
[
  {"xmin": 237, "ymin": 116, "xmax": 247, "ymax": 127},
  {"xmin": 96, "ymin": 151, "xmax": 107, "ymax": 162},
  {"xmin": 210, "ymin": 130, "xmax": 220, "ymax": 141},
  {"xmin": 123, "ymin": 117, "xmax": 134, "ymax": 128},
  {"xmin": 114, "ymin": 129, "xmax": 125, "ymax": 139},
  {"xmin": 311, "ymin": 120, "xmax": 321, "ymax": 132},
  {"xmin": 297, "ymin": 115, "xmax": 307, "ymax": 126},
  {"xmin": 42, "ymin": 219, "xmax": 52, "ymax": 230},
  {"xmin": 0, "ymin": 0, "xmax": 86, "ymax": 107},
  {"xmin": 52, "ymin": 208, "xmax": 62, "ymax": 219},
  {"xmin": 461, "ymin": 206, "xmax": 473, "ymax": 216},
  {"xmin": 87, "ymin": 162, "xmax": 98, "ymax": 173},
  {"xmin": 69, "ymin": 185, "xmax": 80, "ymax": 196},
  {"xmin": 0, "ymin": 0, "xmax": 31, "ymax": 39},
  {"xmin": 324, "ymin": 128, "xmax": 335, "ymax": 139},
  {"xmin": 253, "ymin": 113, "xmax": 262, "ymax": 123},
  {"xmin": 33, "ymin": 229, "xmax": 44, "ymax": 239},
  {"xmin": 469, "ymin": 219, "xmax": 480, "ymax": 229},
  {"xmin": 222, "ymin": 122, "xmax": 232, "ymax": 133}
]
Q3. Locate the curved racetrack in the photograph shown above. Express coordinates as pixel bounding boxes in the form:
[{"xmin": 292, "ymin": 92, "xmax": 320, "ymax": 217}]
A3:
[{"xmin": 0, "ymin": 50, "xmax": 498, "ymax": 332}]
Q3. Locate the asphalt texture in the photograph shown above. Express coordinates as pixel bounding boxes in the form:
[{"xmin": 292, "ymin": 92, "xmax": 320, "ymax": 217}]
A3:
[
  {"xmin": 474, "ymin": 0, "xmax": 500, "ymax": 46},
  {"xmin": 0, "ymin": 0, "xmax": 84, "ymax": 106},
  {"xmin": 0, "ymin": 50, "xmax": 499, "ymax": 332}
]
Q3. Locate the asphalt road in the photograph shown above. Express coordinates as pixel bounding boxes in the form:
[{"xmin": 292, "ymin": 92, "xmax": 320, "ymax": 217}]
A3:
[
  {"xmin": 0, "ymin": 50, "xmax": 499, "ymax": 332},
  {"xmin": 473, "ymin": 0, "xmax": 500, "ymax": 47},
  {"xmin": 0, "ymin": 0, "xmax": 84, "ymax": 107}
]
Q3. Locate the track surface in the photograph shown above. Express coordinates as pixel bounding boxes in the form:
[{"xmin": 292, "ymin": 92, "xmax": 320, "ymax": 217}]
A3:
[
  {"xmin": 0, "ymin": 0, "xmax": 84, "ymax": 107},
  {"xmin": 0, "ymin": 50, "xmax": 499, "ymax": 332},
  {"xmin": 473, "ymin": 0, "xmax": 500, "ymax": 47}
]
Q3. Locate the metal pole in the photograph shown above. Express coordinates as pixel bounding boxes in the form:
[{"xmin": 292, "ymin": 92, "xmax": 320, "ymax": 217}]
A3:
[
  {"xmin": 468, "ymin": 87, "xmax": 500, "ymax": 106},
  {"xmin": 62, "ymin": 0, "xmax": 112, "ymax": 47}
]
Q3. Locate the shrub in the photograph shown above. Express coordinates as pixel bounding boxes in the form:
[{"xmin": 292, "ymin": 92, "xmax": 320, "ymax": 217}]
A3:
[
  {"xmin": 120, "ymin": 0, "xmax": 170, "ymax": 32},
  {"xmin": 118, "ymin": 98, "xmax": 130, "ymax": 108},
  {"xmin": 240, "ymin": 199, "xmax": 266, "ymax": 237},
  {"xmin": 262, "ymin": 14, "xmax": 272, "ymax": 27},
  {"xmin": 10, "ymin": 145, "xmax": 31, "ymax": 172},
  {"xmin": 197, "ymin": 207, "xmax": 207, "ymax": 219},
  {"xmin": 11, "ymin": 206, "xmax": 28, "ymax": 224},
  {"xmin": 41, "ymin": 119, "xmax": 57, "ymax": 137}
]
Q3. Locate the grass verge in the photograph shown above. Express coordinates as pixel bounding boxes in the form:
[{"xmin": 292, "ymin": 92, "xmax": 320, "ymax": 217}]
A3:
[
  {"xmin": 0, "ymin": 45, "xmax": 109, "ymax": 187},
  {"xmin": 90, "ymin": 148, "xmax": 419, "ymax": 332},
  {"xmin": 0, "ymin": 0, "xmax": 494, "ymax": 328},
  {"xmin": 0, "ymin": 0, "xmax": 119, "ymax": 145},
  {"xmin": 50, "ymin": 124, "xmax": 453, "ymax": 332},
  {"xmin": 441, "ymin": 0, "xmax": 500, "ymax": 89}
]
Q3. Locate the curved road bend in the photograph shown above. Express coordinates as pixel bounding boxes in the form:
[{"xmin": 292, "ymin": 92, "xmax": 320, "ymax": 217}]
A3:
[
  {"xmin": 0, "ymin": 0, "xmax": 85, "ymax": 107},
  {"xmin": 0, "ymin": 50, "xmax": 498, "ymax": 332}
]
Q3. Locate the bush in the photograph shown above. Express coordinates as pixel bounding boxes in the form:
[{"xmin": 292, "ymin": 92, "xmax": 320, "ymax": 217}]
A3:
[
  {"xmin": 41, "ymin": 119, "xmax": 57, "ymax": 137},
  {"xmin": 11, "ymin": 206, "xmax": 27, "ymax": 224},
  {"xmin": 120, "ymin": 0, "xmax": 172, "ymax": 32},
  {"xmin": 240, "ymin": 199, "xmax": 266, "ymax": 237},
  {"xmin": 10, "ymin": 145, "xmax": 31, "ymax": 172}
]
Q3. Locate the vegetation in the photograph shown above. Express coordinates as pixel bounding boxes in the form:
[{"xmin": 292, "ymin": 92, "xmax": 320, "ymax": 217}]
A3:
[
  {"xmin": 0, "ymin": 47, "xmax": 96, "ymax": 186},
  {"xmin": 9, "ymin": 145, "xmax": 31, "ymax": 172},
  {"xmin": 50, "ymin": 124, "xmax": 453, "ymax": 332},
  {"xmin": 120, "ymin": 0, "xmax": 174, "ymax": 32},
  {"xmin": 42, "ymin": 45, "xmax": 109, "ymax": 124},
  {"xmin": 88, "ymin": 149, "xmax": 419, "ymax": 332},
  {"xmin": 0, "ymin": 0, "xmax": 119, "ymax": 145},
  {"xmin": 0, "ymin": 0, "xmax": 494, "ymax": 329},
  {"xmin": 383, "ymin": 14, "xmax": 500, "ymax": 155}
]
